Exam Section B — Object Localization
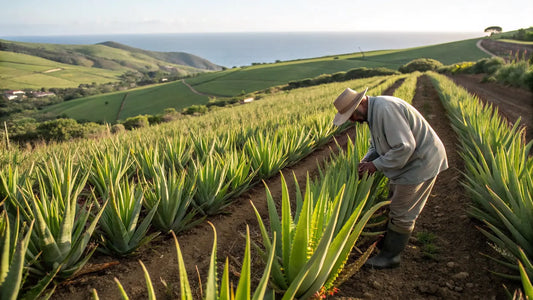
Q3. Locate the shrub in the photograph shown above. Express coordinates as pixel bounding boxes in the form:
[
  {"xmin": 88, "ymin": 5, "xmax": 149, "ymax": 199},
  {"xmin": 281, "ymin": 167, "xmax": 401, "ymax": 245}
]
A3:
[
  {"xmin": 36, "ymin": 118, "xmax": 83, "ymax": 141},
  {"xmin": 182, "ymin": 105, "xmax": 208, "ymax": 115},
  {"xmin": 110, "ymin": 123, "xmax": 126, "ymax": 134},
  {"xmin": 80, "ymin": 122, "xmax": 106, "ymax": 138},
  {"xmin": 147, "ymin": 114, "xmax": 164, "ymax": 125},
  {"xmin": 331, "ymin": 71, "xmax": 346, "ymax": 81},
  {"xmin": 399, "ymin": 58, "xmax": 443, "ymax": 73},
  {"xmin": 122, "ymin": 115, "xmax": 149, "ymax": 130},
  {"xmin": 523, "ymin": 68, "xmax": 533, "ymax": 91},
  {"xmin": 494, "ymin": 61, "xmax": 529, "ymax": 87},
  {"xmin": 482, "ymin": 57, "xmax": 505, "ymax": 74}
]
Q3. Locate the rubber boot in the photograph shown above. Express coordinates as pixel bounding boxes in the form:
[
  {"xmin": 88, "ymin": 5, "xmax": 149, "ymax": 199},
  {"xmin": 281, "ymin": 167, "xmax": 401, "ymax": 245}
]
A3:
[{"xmin": 365, "ymin": 228, "xmax": 411, "ymax": 269}]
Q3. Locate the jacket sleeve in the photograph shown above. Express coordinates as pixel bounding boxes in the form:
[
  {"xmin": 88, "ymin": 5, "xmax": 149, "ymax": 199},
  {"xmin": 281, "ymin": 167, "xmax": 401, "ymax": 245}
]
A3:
[
  {"xmin": 362, "ymin": 140, "xmax": 379, "ymax": 162},
  {"xmin": 372, "ymin": 106, "xmax": 416, "ymax": 172}
]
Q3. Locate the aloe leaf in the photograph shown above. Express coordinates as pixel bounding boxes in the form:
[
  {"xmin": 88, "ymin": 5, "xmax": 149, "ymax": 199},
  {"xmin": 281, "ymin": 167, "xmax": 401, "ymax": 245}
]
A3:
[
  {"xmin": 0, "ymin": 217, "xmax": 33, "ymax": 300},
  {"xmin": 205, "ymin": 222, "xmax": 218, "ymax": 300},
  {"xmin": 139, "ymin": 261, "xmax": 156, "ymax": 300},
  {"xmin": 113, "ymin": 278, "xmax": 130, "ymax": 300},
  {"xmin": 252, "ymin": 233, "xmax": 277, "ymax": 300},
  {"xmin": 172, "ymin": 231, "xmax": 193, "ymax": 300},
  {"xmin": 219, "ymin": 259, "xmax": 231, "ymax": 300},
  {"xmin": 235, "ymin": 226, "xmax": 251, "ymax": 300},
  {"xmin": 519, "ymin": 261, "xmax": 533, "ymax": 299}
]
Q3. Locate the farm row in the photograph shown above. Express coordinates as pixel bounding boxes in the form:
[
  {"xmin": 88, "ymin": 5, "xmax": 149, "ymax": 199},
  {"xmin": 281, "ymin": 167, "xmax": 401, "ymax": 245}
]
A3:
[
  {"xmin": 1, "ymin": 71, "xmax": 531, "ymax": 299},
  {"xmin": 0, "ymin": 74, "xmax": 407, "ymax": 298}
]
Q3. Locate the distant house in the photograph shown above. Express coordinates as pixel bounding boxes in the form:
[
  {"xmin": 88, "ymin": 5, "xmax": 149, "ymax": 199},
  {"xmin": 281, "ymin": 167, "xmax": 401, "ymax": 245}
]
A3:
[
  {"xmin": 241, "ymin": 97, "xmax": 254, "ymax": 104},
  {"xmin": 32, "ymin": 91, "xmax": 56, "ymax": 98},
  {"xmin": 3, "ymin": 90, "xmax": 25, "ymax": 100}
]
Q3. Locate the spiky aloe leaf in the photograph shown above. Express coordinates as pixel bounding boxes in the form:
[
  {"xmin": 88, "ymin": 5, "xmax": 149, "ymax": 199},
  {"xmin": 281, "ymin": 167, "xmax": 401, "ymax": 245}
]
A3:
[
  {"xmin": 139, "ymin": 261, "xmax": 156, "ymax": 300},
  {"xmin": 219, "ymin": 259, "xmax": 231, "ymax": 300},
  {"xmin": 234, "ymin": 226, "xmax": 251, "ymax": 299},
  {"xmin": 0, "ymin": 212, "xmax": 33, "ymax": 300},
  {"xmin": 172, "ymin": 231, "xmax": 193, "ymax": 300},
  {"xmin": 519, "ymin": 260, "xmax": 533, "ymax": 299},
  {"xmin": 204, "ymin": 222, "xmax": 218, "ymax": 300},
  {"xmin": 252, "ymin": 232, "xmax": 277, "ymax": 300}
]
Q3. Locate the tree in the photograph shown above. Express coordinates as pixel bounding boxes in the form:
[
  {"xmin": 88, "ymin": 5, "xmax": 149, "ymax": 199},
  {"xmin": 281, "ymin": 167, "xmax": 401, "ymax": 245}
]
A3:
[{"xmin": 484, "ymin": 26, "xmax": 502, "ymax": 35}]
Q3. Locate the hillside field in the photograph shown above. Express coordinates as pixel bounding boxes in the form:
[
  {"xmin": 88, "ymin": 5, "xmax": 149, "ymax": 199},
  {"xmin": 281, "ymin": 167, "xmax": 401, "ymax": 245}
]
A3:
[
  {"xmin": 41, "ymin": 38, "xmax": 490, "ymax": 122},
  {"xmin": 0, "ymin": 51, "xmax": 122, "ymax": 89},
  {"xmin": 41, "ymin": 80, "xmax": 208, "ymax": 122}
]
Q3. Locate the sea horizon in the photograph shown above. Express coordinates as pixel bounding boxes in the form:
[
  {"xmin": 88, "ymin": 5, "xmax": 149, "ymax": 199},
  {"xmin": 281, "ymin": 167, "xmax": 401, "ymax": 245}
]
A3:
[{"xmin": 1, "ymin": 31, "xmax": 483, "ymax": 67}]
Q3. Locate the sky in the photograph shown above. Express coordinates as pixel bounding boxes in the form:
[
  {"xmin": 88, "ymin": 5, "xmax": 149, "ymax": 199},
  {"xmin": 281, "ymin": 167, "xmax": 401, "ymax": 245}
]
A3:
[{"xmin": 1, "ymin": 0, "xmax": 532, "ymax": 36}]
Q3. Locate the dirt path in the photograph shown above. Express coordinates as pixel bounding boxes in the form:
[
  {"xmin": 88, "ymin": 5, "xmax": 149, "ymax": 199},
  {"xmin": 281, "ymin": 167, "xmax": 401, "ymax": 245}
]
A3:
[
  {"xmin": 53, "ymin": 76, "xmax": 525, "ymax": 299},
  {"xmin": 476, "ymin": 40, "xmax": 497, "ymax": 57},
  {"xmin": 181, "ymin": 79, "xmax": 212, "ymax": 97}
]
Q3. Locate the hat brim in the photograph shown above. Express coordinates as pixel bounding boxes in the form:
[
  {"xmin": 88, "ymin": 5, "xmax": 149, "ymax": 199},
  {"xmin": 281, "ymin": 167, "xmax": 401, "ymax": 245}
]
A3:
[{"xmin": 332, "ymin": 88, "xmax": 367, "ymax": 126}]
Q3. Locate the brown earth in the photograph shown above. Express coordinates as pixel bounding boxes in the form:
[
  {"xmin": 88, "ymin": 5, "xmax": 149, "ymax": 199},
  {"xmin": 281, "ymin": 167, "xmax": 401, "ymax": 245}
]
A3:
[
  {"xmin": 480, "ymin": 39, "xmax": 533, "ymax": 61},
  {"xmin": 52, "ymin": 75, "xmax": 531, "ymax": 300}
]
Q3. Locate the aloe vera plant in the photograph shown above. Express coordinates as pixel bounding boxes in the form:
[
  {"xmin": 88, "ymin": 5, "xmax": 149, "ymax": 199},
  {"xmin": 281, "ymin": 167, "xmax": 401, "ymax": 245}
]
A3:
[
  {"xmin": 429, "ymin": 72, "xmax": 533, "ymax": 293},
  {"xmin": 222, "ymin": 149, "xmax": 257, "ymax": 199},
  {"xmin": 96, "ymin": 178, "xmax": 159, "ymax": 256},
  {"xmin": 143, "ymin": 163, "xmax": 201, "ymax": 233},
  {"xmin": 19, "ymin": 155, "xmax": 105, "ymax": 279},
  {"xmin": 89, "ymin": 146, "xmax": 133, "ymax": 198},
  {"xmin": 0, "ymin": 209, "xmax": 33, "ymax": 300},
  {"xmin": 244, "ymin": 133, "xmax": 287, "ymax": 179},
  {"xmin": 161, "ymin": 135, "xmax": 193, "ymax": 171},
  {"xmin": 192, "ymin": 155, "xmax": 234, "ymax": 216},
  {"xmin": 0, "ymin": 165, "xmax": 33, "ymax": 221},
  {"xmin": 252, "ymin": 172, "xmax": 389, "ymax": 299},
  {"xmin": 280, "ymin": 127, "xmax": 315, "ymax": 166}
]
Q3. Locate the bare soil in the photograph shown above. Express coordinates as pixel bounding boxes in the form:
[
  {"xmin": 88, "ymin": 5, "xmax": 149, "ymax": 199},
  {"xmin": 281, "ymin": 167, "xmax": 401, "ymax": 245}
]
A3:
[
  {"xmin": 52, "ymin": 74, "xmax": 530, "ymax": 300},
  {"xmin": 480, "ymin": 39, "xmax": 533, "ymax": 61}
]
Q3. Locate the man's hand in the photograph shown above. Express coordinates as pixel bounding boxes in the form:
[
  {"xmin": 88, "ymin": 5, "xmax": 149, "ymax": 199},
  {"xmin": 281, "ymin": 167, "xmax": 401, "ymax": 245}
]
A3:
[{"xmin": 358, "ymin": 161, "xmax": 377, "ymax": 177}]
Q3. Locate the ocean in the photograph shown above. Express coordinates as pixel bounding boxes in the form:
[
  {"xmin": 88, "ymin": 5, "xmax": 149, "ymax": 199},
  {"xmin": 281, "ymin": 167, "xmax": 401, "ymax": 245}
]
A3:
[{"xmin": 1, "ymin": 31, "xmax": 483, "ymax": 68}]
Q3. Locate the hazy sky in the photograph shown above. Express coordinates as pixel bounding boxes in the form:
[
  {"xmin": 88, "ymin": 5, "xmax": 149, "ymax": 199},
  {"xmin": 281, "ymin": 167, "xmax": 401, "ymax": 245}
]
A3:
[{"xmin": 1, "ymin": 0, "xmax": 532, "ymax": 36}]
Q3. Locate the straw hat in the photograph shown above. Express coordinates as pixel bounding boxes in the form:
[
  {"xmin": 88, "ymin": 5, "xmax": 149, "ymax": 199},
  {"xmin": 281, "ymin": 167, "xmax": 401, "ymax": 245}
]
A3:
[{"xmin": 332, "ymin": 87, "xmax": 368, "ymax": 126}]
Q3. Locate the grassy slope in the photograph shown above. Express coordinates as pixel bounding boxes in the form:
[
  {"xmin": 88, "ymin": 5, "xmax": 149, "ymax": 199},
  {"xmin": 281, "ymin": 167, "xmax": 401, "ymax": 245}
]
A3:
[
  {"xmin": 186, "ymin": 39, "xmax": 488, "ymax": 96},
  {"xmin": 0, "ymin": 39, "xmax": 220, "ymax": 89},
  {"xmin": 42, "ymin": 80, "xmax": 208, "ymax": 122},
  {"xmin": 38, "ymin": 38, "xmax": 490, "ymax": 122},
  {"xmin": 0, "ymin": 51, "xmax": 122, "ymax": 89}
]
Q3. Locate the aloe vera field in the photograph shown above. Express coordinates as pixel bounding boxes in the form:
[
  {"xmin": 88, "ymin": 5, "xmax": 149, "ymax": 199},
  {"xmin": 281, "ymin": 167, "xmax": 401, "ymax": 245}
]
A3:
[{"xmin": 1, "ymin": 71, "xmax": 532, "ymax": 299}]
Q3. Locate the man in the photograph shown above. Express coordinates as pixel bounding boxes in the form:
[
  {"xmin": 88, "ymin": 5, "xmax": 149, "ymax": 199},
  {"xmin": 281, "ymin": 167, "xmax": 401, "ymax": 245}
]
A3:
[{"xmin": 332, "ymin": 87, "xmax": 448, "ymax": 269}]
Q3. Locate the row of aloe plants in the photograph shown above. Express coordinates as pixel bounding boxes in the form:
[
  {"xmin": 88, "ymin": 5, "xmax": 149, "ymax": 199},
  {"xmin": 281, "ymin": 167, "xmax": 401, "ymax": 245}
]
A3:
[
  {"xmin": 0, "ymin": 74, "xmax": 411, "ymax": 298},
  {"xmin": 93, "ymin": 122, "xmax": 390, "ymax": 299},
  {"xmin": 428, "ymin": 72, "xmax": 533, "ymax": 298},
  {"xmin": 90, "ymin": 74, "xmax": 422, "ymax": 299}
]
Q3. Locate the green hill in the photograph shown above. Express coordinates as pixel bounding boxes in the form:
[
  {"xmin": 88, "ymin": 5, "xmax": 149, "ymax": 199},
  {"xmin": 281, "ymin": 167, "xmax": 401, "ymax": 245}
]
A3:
[
  {"xmin": 42, "ymin": 80, "xmax": 208, "ymax": 122},
  {"xmin": 0, "ymin": 39, "xmax": 223, "ymax": 89},
  {"xmin": 186, "ymin": 38, "xmax": 488, "ymax": 96},
  {"xmin": 0, "ymin": 50, "xmax": 123, "ymax": 89},
  {"xmin": 21, "ymin": 37, "xmax": 492, "ymax": 122}
]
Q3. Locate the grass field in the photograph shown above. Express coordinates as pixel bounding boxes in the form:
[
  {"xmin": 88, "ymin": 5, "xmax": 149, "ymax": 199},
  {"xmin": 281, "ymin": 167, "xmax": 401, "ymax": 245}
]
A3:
[
  {"xmin": 0, "ymin": 51, "xmax": 123, "ymax": 89},
  {"xmin": 185, "ymin": 38, "xmax": 488, "ymax": 96},
  {"xmin": 42, "ymin": 80, "xmax": 208, "ymax": 122},
  {"xmin": 36, "ymin": 37, "xmax": 490, "ymax": 122}
]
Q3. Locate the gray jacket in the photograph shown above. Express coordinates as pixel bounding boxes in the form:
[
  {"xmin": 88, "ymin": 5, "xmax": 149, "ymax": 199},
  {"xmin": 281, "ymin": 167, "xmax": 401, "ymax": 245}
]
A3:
[{"xmin": 363, "ymin": 95, "xmax": 448, "ymax": 184}]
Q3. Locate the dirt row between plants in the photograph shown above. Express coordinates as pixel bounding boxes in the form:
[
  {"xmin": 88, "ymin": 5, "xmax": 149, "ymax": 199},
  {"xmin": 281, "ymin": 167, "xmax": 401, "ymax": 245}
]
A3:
[{"xmin": 54, "ymin": 76, "xmax": 521, "ymax": 299}]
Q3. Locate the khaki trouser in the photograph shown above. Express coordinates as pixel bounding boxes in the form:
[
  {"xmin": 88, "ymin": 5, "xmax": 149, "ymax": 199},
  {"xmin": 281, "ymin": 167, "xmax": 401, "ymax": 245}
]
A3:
[{"xmin": 387, "ymin": 176, "xmax": 437, "ymax": 234}]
